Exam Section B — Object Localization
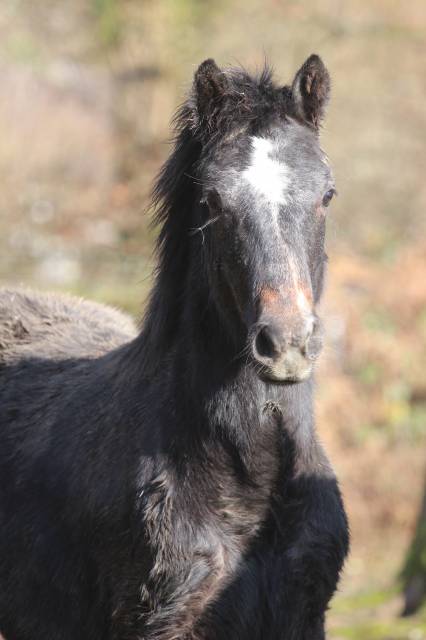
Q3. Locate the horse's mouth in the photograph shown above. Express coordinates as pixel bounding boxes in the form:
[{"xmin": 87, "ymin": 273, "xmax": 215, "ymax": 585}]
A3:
[{"xmin": 255, "ymin": 355, "xmax": 313, "ymax": 384}]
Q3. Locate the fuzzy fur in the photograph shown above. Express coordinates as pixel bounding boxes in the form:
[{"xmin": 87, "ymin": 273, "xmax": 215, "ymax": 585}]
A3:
[{"xmin": 0, "ymin": 56, "xmax": 349, "ymax": 640}]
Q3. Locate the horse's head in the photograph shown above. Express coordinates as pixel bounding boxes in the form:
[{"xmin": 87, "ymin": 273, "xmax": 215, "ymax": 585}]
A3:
[{"xmin": 189, "ymin": 56, "xmax": 334, "ymax": 384}]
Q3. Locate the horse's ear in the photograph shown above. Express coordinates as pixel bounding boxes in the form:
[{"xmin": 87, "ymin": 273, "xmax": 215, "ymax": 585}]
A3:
[
  {"xmin": 291, "ymin": 54, "xmax": 330, "ymax": 129},
  {"xmin": 194, "ymin": 59, "xmax": 228, "ymax": 127}
]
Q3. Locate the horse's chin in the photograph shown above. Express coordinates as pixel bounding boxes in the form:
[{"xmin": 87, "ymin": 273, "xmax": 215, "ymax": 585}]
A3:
[{"xmin": 256, "ymin": 362, "xmax": 313, "ymax": 385}]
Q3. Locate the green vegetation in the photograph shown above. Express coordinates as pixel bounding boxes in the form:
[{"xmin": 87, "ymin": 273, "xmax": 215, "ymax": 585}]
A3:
[
  {"xmin": 330, "ymin": 587, "xmax": 426, "ymax": 639},
  {"xmin": 1, "ymin": 0, "xmax": 425, "ymax": 635},
  {"xmin": 92, "ymin": 0, "xmax": 121, "ymax": 49}
]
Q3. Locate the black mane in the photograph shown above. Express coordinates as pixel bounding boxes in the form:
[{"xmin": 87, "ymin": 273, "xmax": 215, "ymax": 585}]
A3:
[
  {"xmin": 141, "ymin": 64, "xmax": 295, "ymax": 370},
  {"xmin": 179, "ymin": 63, "xmax": 294, "ymax": 142}
]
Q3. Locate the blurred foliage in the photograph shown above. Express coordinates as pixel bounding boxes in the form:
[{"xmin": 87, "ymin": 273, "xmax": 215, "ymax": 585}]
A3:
[
  {"xmin": 401, "ymin": 486, "xmax": 426, "ymax": 618},
  {"xmin": 331, "ymin": 586, "xmax": 426, "ymax": 639},
  {"xmin": 92, "ymin": 0, "xmax": 121, "ymax": 49},
  {"xmin": 0, "ymin": 0, "xmax": 425, "ymax": 637}
]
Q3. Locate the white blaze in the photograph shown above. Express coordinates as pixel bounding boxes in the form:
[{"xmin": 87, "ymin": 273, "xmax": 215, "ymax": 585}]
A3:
[
  {"xmin": 242, "ymin": 136, "xmax": 313, "ymax": 320},
  {"xmin": 243, "ymin": 137, "xmax": 290, "ymax": 211}
]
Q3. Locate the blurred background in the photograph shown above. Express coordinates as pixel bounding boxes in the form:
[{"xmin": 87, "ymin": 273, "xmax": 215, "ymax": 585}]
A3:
[{"xmin": 0, "ymin": 1, "xmax": 425, "ymax": 637}]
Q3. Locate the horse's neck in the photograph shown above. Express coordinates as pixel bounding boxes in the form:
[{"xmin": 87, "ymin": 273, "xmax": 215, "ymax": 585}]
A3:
[
  {"xmin": 161, "ymin": 290, "xmax": 313, "ymax": 459},
  {"xmin": 135, "ymin": 227, "xmax": 314, "ymax": 456}
]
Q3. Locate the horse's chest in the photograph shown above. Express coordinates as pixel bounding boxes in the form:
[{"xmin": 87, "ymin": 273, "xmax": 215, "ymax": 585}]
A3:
[
  {"xmin": 192, "ymin": 434, "xmax": 281, "ymax": 561},
  {"xmin": 138, "ymin": 439, "xmax": 281, "ymax": 638}
]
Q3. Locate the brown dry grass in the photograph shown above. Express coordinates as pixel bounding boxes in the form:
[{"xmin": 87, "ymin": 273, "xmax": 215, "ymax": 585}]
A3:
[{"xmin": 0, "ymin": 0, "xmax": 425, "ymax": 636}]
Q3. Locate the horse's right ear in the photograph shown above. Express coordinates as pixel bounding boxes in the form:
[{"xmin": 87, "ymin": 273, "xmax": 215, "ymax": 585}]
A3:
[
  {"xmin": 291, "ymin": 54, "xmax": 330, "ymax": 129},
  {"xmin": 194, "ymin": 59, "xmax": 228, "ymax": 128}
]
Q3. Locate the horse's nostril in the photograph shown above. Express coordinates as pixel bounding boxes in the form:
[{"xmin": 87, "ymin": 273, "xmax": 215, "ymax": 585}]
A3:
[{"xmin": 254, "ymin": 325, "xmax": 282, "ymax": 361}]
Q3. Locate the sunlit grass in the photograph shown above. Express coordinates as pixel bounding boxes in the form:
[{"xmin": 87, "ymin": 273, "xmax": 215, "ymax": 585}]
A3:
[{"xmin": 330, "ymin": 587, "xmax": 426, "ymax": 639}]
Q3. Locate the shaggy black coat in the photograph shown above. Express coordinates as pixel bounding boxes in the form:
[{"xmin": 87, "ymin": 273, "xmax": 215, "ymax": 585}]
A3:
[{"xmin": 0, "ymin": 55, "xmax": 349, "ymax": 640}]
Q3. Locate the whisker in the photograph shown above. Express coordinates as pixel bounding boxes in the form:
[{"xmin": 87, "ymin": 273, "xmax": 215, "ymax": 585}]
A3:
[
  {"xmin": 189, "ymin": 216, "xmax": 220, "ymax": 244},
  {"xmin": 189, "ymin": 216, "xmax": 220, "ymax": 235},
  {"xmin": 183, "ymin": 172, "xmax": 206, "ymax": 186},
  {"xmin": 231, "ymin": 340, "xmax": 252, "ymax": 365}
]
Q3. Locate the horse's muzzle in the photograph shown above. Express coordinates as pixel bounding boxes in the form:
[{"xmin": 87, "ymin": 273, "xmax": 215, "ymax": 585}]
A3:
[{"xmin": 251, "ymin": 315, "xmax": 323, "ymax": 382}]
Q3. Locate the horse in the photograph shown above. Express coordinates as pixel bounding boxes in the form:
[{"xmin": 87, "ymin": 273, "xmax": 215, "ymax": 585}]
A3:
[{"xmin": 0, "ymin": 55, "xmax": 349, "ymax": 640}]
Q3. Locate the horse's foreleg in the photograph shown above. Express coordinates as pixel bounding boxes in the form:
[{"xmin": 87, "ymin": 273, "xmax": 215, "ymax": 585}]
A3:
[{"xmin": 269, "ymin": 441, "xmax": 349, "ymax": 638}]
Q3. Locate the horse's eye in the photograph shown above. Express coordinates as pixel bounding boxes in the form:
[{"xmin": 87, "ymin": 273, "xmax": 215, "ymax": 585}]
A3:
[
  {"xmin": 322, "ymin": 189, "xmax": 336, "ymax": 207},
  {"xmin": 206, "ymin": 189, "xmax": 223, "ymax": 212}
]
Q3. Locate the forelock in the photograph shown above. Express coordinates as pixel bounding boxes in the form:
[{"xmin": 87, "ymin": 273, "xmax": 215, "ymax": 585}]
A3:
[{"xmin": 178, "ymin": 64, "xmax": 296, "ymax": 144}]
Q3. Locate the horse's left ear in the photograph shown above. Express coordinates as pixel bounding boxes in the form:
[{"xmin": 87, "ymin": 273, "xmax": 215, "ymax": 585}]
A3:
[
  {"xmin": 193, "ymin": 59, "xmax": 229, "ymax": 129},
  {"xmin": 291, "ymin": 54, "xmax": 330, "ymax": 129}
]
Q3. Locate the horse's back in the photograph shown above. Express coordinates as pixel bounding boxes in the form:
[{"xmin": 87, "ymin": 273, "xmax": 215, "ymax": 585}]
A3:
[
  {"xmin": 0, "ymin": 288, "xmax": 138, "ymax": 639},
  {"xmin": 0, "ymin": 287, "xmax": 137, "ymax": 362},
  {"xmin": 0, "ymin": 286, "xmax": 138, "ymax": 480},
  {"xmin": 0, "ymin": 286, "xmax": 138, "ymax": 518}
]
